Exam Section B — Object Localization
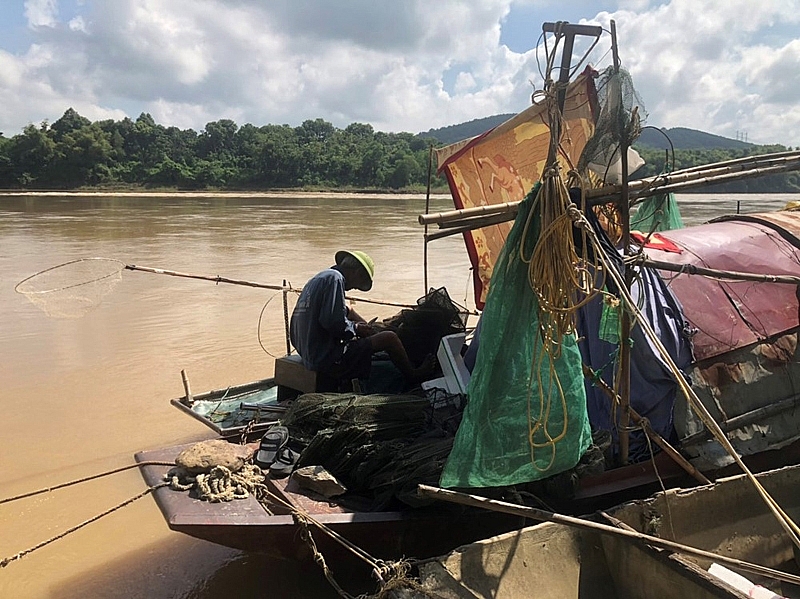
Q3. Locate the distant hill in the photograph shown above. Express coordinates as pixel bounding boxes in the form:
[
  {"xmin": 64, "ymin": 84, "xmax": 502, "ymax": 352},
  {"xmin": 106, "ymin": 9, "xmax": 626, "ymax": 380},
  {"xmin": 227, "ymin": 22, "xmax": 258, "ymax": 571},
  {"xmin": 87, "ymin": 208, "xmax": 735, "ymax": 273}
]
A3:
[
  {"xmin": 635, "ymin": 127, "xmax": 753, "ymax": 150},
  {"xmin": 421, "ymin": 114, "xmax": 515, "ymax": 145},
  {"xmin": 423, "ymin": 115, "xmax": 754, "ymax": 151}
]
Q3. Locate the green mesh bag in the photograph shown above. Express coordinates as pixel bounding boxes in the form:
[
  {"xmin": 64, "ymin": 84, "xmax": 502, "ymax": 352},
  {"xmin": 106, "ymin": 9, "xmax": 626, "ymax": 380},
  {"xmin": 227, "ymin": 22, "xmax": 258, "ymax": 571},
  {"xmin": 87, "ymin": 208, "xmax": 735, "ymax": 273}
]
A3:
[
  {"xmin": 631, "ymin": 192, "xmax": 684, "ymax": 232},
  {"xmin": 440, "ymin": 186, "xmax": 592, "ymax": 488}
]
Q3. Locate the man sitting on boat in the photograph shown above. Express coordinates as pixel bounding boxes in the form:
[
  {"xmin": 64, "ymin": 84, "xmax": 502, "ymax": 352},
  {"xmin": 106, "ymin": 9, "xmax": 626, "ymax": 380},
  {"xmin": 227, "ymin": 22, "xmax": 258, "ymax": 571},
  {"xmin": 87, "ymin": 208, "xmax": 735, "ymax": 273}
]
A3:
[{"xmin": 290, "ymin": 249, "xmax": 435, "ymax": 392}]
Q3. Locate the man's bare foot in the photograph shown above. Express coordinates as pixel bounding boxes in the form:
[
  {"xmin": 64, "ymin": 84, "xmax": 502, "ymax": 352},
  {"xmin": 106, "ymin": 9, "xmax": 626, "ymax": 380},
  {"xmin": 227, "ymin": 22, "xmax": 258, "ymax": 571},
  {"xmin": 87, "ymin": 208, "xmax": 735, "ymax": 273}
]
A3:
[{"xmin": 410, "ymin": 354, "xmax": 437, "ymax": 383}]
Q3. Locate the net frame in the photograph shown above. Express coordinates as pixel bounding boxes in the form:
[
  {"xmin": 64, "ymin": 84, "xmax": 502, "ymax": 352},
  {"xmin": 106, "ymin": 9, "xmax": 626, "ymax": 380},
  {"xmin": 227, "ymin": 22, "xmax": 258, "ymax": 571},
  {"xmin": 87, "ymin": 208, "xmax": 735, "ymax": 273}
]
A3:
[{"xmin": 15, "ymin": 257, "xmax": 126, "ymax": 319}]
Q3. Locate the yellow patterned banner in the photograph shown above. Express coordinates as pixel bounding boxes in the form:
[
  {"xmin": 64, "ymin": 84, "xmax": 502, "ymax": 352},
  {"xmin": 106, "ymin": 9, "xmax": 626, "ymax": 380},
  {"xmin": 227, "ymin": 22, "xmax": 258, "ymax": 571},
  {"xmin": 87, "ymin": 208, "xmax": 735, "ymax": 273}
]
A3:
[{"xmin": 435, "ymin": 69, "xmax": 597, "ymax": 308}]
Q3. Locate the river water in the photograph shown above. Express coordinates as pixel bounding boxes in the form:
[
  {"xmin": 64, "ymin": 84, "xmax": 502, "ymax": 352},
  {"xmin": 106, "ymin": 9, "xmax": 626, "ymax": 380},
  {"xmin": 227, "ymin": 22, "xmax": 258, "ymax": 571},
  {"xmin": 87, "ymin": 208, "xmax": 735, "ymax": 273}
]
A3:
[{"xmin": 0, "ymin": 191, "xmax": 797, "ymax": 598}]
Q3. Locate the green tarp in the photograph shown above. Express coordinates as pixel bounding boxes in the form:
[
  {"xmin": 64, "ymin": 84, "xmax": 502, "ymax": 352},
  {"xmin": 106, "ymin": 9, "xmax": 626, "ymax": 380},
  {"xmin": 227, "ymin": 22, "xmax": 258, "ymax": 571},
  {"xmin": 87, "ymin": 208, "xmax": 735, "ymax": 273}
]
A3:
[
  {"xmin": 631, "ymin": 192, "xmax": 684, "ymax": 232},
  {"xmin": 440, "ymin": 186, "xmax": 592, "ymax": 488}
]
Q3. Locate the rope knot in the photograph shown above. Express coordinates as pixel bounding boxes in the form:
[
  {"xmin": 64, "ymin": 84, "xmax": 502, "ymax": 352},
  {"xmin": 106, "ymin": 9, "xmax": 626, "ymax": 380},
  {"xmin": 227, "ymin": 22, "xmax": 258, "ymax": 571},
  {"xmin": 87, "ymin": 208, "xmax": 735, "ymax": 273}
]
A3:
[
  {"xmin": 566, "ymin": 202, "xmax": 582, "ymax": 223},
  {"xmin": 373, "ymin": 559, "xmax": 411, "ymax": 586}
]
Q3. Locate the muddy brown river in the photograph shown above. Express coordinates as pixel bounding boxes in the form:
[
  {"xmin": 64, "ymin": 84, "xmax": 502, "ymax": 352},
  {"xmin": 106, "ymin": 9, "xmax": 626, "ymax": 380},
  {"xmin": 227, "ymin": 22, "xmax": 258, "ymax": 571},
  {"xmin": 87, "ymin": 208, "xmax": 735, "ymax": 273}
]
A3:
[{"xmin": 0, "ymin": 192, "xmax": 795, "ymax": 598}]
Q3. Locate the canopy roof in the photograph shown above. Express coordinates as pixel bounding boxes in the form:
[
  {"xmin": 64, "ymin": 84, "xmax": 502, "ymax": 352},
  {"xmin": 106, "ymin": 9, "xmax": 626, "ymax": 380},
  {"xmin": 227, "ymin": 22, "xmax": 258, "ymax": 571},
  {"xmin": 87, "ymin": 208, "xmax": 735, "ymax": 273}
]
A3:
[{"xmin": 646, "ymin": 211, "xmax": 800, "ymax": 361}]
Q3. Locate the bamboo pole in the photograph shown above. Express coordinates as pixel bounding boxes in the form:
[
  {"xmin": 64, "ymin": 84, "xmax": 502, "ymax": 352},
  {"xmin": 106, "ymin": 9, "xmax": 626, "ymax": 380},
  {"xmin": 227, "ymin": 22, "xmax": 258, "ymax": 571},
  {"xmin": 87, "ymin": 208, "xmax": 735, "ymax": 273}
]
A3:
[
  {"xmin": 623, "ymin": 160, "xmax": 800, "ymax": 201},
  {"xmin": 123, "ymin": 264, "xmax": 417, "ymax": 309},
  {"xmin": 425, "ymin": 213, "xmax": 517, "ymax": 242},
  {"xmin": 581, "ymin": 364, "xmax": 710, "ymax": 485},
  {"xmin": 125, "ymin": 264, "xmax": 291, "ymax": 290},
  {"xmin": 667, "ymin": 148, "xmax": 800, "ymax": 176},
  {"xmin": 610, "ymin": 19, "xmax": 632, "ymax": 465},
  {"xmin": 417, "ymin": 484, "xmax": 800, "ymax": 587},
  {"xmin": 180, "ymin": 369, "xmax": 193, "ymax": 405},
  {"xmin": 589, "ymin": 153, "xmax": 800, "ymax": 202},
  {"xmin": 419, "ymin": 200, "xmax": 520, "ymax": 226},
  {"xmin": 639, "ymin": 258, "xmax": 800, "ymax": 285},
  {"xmin": 417, "ymin": 151, "xmax": 800, "ymax": 232},
  {"xmin": 282, "ymin": 279, "xmax": 291, "ymax": 356},
  {"xmin": 424, "ymin": 144, "xmax": 433, "ymax": 294}
]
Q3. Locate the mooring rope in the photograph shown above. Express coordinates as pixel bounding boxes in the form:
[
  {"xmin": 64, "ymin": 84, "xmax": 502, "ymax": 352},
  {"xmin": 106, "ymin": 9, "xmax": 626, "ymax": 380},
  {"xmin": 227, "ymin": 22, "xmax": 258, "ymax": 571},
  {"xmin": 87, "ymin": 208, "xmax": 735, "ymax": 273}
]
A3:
[
  {"xmin": 0, "ymin": 460, "xmax": 174, "ymax": 505},
  {"xmin": 0, "ymin": 482, "xmax": 169, "ymax": 568},
  {"xmin": 168, "ymin": 464, "xmax": 267, "ymax": 503},
  {"xmin": 0, "ymin": 460, "xmax": 176, "ymax": 568},
  {"xmin": 165, "ymin": 459, "xmax": 414, "ymax": 598},
  {"xmin": 261, "ymin": 483, "xmax": 413, "ymax": 596}
]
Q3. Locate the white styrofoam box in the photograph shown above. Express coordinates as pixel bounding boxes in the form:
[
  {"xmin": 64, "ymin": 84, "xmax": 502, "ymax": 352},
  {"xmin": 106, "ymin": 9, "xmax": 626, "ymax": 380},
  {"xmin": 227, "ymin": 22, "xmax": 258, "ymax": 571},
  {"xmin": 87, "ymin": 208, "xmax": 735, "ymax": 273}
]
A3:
[
  {"xmin": 421, "ymin": 377, "xmax": 448, "ymax": 392},
  {"xmin": 437, "ymin": 333, "xmax": 470, "ymax": 395}
]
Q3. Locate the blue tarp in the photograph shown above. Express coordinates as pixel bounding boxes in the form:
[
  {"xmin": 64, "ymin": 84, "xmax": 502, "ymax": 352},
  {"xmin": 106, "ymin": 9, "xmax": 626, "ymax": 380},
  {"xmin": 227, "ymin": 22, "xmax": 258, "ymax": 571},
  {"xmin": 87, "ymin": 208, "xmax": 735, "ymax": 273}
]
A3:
[{"xmin": 576, "ymin": 197, "xmax": 693, "ymax": 461}]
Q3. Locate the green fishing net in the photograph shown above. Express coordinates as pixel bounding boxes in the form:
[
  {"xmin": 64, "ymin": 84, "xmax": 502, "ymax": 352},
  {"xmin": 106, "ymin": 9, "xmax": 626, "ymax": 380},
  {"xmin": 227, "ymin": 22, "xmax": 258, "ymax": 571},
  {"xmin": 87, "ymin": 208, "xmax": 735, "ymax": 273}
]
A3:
[
  {"xmin": 440, "ymin": 186, "xmax": 592, "ymax": 488},
  {"xmin": 631, "ymin": 192, "xmax": 684, "ymax": 232}
]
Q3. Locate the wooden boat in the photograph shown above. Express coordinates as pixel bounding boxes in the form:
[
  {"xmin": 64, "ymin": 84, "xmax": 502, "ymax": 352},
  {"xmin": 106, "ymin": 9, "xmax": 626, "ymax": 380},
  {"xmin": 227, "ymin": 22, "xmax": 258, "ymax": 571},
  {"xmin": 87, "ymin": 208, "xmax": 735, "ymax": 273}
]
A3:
[
  {"xmin": 135, "ymin": 442, "xmax": 526, "ymax": 564},
  {"xmin": 136, "ymin": 20, "xmax": 800, "ymax": 577},
  {"xmin": 137, "ymin": 360, "xmax": 528, "ymax": 563},
  {"xmin": 168, "ymin": 377, "xmax": 283, "ymax": 438},
  {"xmin": 418, "ymin": 464, "xmax": 800, "ymax": 599}
]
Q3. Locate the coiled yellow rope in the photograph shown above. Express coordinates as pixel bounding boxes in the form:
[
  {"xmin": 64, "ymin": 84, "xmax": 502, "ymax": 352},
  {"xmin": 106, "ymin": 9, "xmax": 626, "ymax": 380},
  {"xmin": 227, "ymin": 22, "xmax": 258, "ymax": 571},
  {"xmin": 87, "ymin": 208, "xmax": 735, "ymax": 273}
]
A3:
[{"xmin": 519, "ymin": 165, "xmax": 604, "ymax": 471}]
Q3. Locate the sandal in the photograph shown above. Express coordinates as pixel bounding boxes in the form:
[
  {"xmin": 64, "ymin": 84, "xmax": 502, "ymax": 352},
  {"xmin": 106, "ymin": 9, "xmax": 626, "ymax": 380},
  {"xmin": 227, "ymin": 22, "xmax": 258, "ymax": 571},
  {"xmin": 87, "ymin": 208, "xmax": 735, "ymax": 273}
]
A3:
[
  {"xmin": 255, "ymin": 425, "xmax": 289, "ymax": 468},
  {"xmin": 269, "ymin": 445, "xmax": 300, "ymax": 479}
]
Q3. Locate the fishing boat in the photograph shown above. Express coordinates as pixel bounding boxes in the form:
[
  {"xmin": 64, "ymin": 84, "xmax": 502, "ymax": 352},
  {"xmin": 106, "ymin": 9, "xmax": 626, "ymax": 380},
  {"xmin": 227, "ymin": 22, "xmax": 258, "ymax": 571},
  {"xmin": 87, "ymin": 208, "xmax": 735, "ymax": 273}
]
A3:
[
  {"xmin": 136, "ymin": 205, "xmax": 800, "ymax": 559},
  {"xmin": 137, "ymin": 310, "xmax": 530, "ymax": 564},
  {"xmin": 136, "ymin": 19, "xmax": 800, "ymax": 588},
  {"xmin": 416, "ymin": 463, "xmax": 800, "ymax": 599},
  {"xmin": 136, "ymin": 441, "xmax": 525, "ymax": 563}
]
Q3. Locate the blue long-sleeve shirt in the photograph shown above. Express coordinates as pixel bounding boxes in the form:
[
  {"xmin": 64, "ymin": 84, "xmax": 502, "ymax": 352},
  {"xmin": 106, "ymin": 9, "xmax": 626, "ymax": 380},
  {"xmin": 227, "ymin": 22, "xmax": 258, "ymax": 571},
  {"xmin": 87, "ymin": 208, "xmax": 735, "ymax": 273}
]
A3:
[{"xmin": 289, "ymin": 267, "xmax": 356, "ymax": 372}]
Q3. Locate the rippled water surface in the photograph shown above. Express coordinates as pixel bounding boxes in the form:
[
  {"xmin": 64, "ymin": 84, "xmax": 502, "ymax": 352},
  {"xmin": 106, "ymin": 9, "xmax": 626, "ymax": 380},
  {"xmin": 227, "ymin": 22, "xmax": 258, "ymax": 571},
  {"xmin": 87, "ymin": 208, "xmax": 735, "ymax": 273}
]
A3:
[{"xmin": 0, "ymin": 191, "xmax": 796, "ymax": 598}]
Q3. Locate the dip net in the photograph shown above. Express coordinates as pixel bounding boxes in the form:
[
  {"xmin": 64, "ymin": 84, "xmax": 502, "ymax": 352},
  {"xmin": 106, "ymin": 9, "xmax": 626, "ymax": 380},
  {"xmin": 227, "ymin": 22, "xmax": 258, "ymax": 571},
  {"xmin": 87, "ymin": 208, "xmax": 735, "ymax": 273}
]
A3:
[
  {"xmin": 15, "ymin": 258, "xmax": 125, "ymax": 319},
  {"xmin": 577, "ymin": 65, "xmax": 646, "ymax": 184}
]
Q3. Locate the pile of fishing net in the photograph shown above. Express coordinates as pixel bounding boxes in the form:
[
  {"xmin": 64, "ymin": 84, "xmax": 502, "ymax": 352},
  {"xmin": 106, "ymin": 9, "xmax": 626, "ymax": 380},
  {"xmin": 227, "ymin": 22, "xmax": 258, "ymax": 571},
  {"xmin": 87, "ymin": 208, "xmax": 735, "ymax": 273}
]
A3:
[
  {"xmin": 376, "ymin": 287, "xmax": 467, "ymax": 366},
  {"xmin": 282, "ymin": 391, "xmax": 463, "ymax": 510}
]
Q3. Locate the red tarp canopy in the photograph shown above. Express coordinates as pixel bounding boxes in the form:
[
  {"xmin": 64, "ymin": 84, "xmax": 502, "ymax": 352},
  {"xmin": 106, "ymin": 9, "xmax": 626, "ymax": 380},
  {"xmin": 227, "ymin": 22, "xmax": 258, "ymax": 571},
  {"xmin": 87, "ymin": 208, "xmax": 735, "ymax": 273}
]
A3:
[{"xmin": 646, "ymin": 212, "xmax": 800, "ymax": 361}]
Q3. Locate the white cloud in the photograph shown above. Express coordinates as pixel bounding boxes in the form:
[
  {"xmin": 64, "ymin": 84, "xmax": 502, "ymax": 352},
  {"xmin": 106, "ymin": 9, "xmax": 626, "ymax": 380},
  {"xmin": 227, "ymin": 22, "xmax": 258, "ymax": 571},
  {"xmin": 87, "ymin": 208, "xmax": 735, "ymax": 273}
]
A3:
[
  {"xmin": 68, "ymin": 16, "xmax": 86, "ymax": 32},
  {"xmin": 589, "ymin": 0, "xmax": 800, "ymax": 144},
  {"xmin": 24, "ymin": 0, "xmax": 58, "ymax": 29},
  {"xmin": 1, "ymin": 0, "xmax": 800, "ymax": 146},
  {"xmin": 454, "ymin": 72, "xmax": 477, "ymax": 93}
]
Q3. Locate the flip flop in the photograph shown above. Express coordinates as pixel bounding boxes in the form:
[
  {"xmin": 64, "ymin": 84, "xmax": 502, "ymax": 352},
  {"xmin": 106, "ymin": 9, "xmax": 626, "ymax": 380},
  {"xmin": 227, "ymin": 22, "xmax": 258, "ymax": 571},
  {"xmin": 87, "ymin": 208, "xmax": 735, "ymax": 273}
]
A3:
[
  {"xmin": 269, "ymin": 445, "xmax": 300, "ymax": 479},
  {"xmin": 255, "ymin": 425, "xmax": 289, "ymax": 468}
]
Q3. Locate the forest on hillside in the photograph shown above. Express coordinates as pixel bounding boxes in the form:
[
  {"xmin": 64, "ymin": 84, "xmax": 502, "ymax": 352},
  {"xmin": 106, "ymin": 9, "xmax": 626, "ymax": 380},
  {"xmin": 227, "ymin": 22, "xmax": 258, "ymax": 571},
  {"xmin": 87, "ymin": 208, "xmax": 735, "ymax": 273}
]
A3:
[
  {"xmin": 0, "ymin": 108, "xmax": 442, "ymax": 191},
  {"xmin": 0, "ymin": 108, "xmax": 797, "ymax": 192},
  {"xmin": 632, "ymin": 145, "xmax": 800, "ymax": 193}
]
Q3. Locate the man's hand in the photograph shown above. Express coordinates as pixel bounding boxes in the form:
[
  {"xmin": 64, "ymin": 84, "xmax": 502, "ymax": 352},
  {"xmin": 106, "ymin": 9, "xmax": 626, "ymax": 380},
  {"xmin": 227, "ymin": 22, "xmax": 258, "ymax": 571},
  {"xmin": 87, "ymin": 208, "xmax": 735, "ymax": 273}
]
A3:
[{"xmin": 355, "ymin": 321, "xmax": 376, "ymax": 338}]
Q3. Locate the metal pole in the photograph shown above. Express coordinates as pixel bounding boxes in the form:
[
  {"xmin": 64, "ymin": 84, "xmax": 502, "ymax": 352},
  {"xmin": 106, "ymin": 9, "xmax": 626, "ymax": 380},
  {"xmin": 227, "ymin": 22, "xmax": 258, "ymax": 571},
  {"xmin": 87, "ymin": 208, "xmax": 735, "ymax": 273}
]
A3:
[{"xmin": 542, "ymin": 22, "xmax": 603, "ymax": 162}]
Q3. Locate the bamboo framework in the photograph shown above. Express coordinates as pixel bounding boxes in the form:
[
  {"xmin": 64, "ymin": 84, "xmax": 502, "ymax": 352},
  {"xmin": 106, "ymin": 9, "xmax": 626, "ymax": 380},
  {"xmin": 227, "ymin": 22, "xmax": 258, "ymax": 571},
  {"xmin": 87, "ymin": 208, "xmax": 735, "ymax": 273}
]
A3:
[{"xmin": 421, "ymin": 150, "xmax": 800, "ymax": 240}]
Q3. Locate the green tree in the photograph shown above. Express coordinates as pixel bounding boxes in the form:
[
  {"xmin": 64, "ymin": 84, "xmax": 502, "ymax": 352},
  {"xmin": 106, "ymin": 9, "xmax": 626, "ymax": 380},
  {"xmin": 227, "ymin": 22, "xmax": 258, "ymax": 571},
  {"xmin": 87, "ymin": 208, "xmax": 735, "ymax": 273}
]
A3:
[
  {"xmin": 198, "ymin": 119, "xmax": 238, "ymax": 159},
  {"xmin": 7, "ymin": 123, "xmax": 56, "ymax": 186},
  {"xmin": 49, "ymin": 124, "xmax": 114, "ymax": 186},
  {"xmin": 385, "ymin": 153, "xmax": 422, "ymax": 188},
  {"xmin": 50, "ymin": 108, "xmax": 91, "ymax": 141},
  {"xmin": 257, "ymin": 125, "xmax": 301, "ymax": 187}
]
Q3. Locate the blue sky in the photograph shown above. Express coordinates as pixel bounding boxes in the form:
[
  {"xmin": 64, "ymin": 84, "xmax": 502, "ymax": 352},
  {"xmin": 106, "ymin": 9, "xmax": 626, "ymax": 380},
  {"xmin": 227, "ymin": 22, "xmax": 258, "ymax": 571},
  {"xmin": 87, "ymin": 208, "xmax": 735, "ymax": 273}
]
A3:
[{"xmin": 2, "ymin": 1, "xmax": 800, "ymax": 146}]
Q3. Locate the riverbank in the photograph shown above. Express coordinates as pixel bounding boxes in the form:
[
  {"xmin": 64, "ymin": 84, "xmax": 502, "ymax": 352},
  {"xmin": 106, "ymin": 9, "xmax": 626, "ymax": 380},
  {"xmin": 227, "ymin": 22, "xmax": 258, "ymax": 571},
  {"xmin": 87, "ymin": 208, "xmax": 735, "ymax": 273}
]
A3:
[{"xmin": 0, "ymin": 189, "xmax": 452, "ymax": 200}]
